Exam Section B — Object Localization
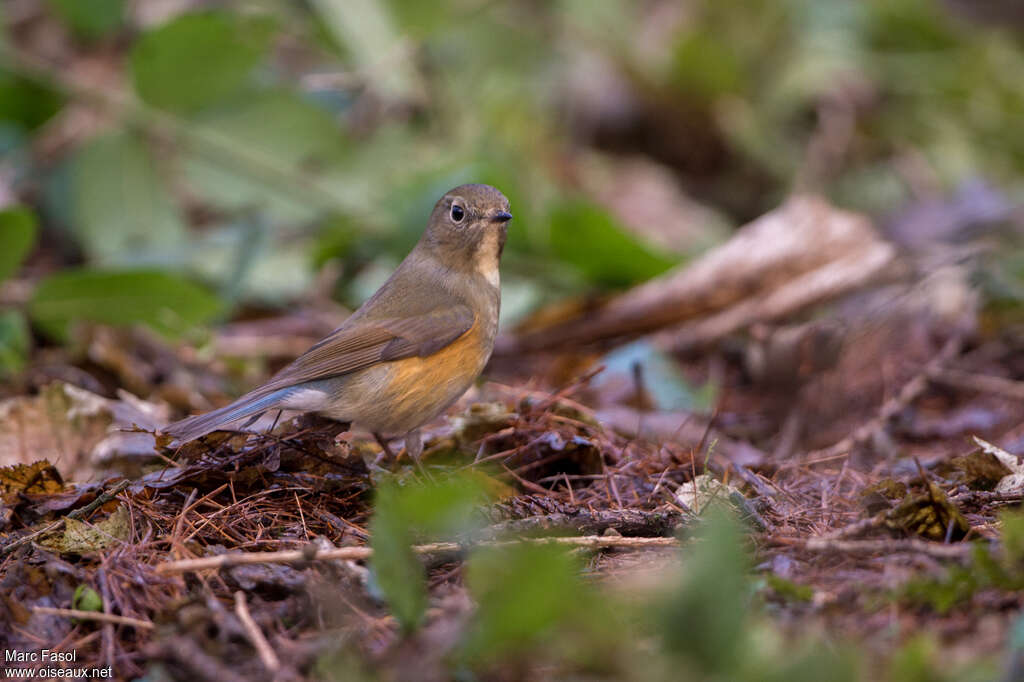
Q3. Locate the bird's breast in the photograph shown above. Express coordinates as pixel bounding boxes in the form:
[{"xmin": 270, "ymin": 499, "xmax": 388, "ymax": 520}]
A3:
[{"xmin": 320, "ymin": 318, "xmax": 495, "ymax": 434}]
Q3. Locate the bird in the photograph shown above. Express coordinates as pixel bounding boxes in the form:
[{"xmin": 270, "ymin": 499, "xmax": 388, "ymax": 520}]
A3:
[{"xmin": 163, "ymin": 183, "xmax": 512, "ymax": 464}]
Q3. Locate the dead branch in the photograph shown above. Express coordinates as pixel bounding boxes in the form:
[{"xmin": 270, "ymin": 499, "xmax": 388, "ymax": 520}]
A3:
[
  {"xmin": 770, "ymin": 535, "xmax": 976, "ymax": 559},
  {"xmin": 479, "ymin": 509, "xmax": 684, "ymax": 538},
  {"xmin": 659, "ymin": 239, "xmax": 895, "ymax": 353},
  {"xmin": 501, "ymin": 196, "xmax": 897, "ymax": 353},
  {"xmin": 156, "ymin": 535, "xmax": 681, "ymax": 574},
  {"xmin": 929, "ymin": 367, "xmax": 1024, "ymax": 401}
]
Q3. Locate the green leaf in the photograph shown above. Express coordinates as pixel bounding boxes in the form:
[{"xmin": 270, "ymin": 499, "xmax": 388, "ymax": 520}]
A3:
[
  {"xmin": 461, "ymin": 543, "xmax": 587, "ymax": 664},
  {"xmin": 72, "ymin": 585, "xmax": 103, "ymax": 613},
  {"xmin": 548, "ymin": 200, "xmax": 677, "ymax": 288},
  {"xmin": 0, "ymin": 206, "xmax": 38, "ymax": 283},
  {"xmin": 130, "ymin": 10, "xmax": 274, "ymax": 114},
  {"xmin": 69, "ymin": 132, "xmax": 187, "ymax": 265},
  {"xmin": 28, "ymin": 269, "xmax": 222, "ymax": 341},
  {"xmin": 0, "ymin": 69, "xmax": 63, "ymax": 132},
  {"xmin": 182, "ymin": 91, "xmax": 348, "ymax": 222},
  {"xmin": 671, "ymin": 32, "xmax": 745, "ymax": 100},
  {"xmin": 369, "ymin": 473, "xmax": 490, "ymax": 632},
  {"xmin": 0, "ymin": 310, "xmax": 30, "ymax": 377},
  {"xmin": 47, "ymin": 0, "xmax": 123, "ymax": 41},
  {"xmin": 659, "ymin": 508, "xmax": 752, "ymax": 673},
  {"xmin": 368, "ymin": 492, "xmax": 428, "ymax": 632},
  {"xmin": 40, "ymin": 505, "xmax": 131, "ymax": 554}
]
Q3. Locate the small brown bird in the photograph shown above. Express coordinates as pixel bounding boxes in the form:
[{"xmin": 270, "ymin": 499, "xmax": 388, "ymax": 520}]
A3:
[{"xmin": 164, "ymin": 184, "xmax": 512, "ymax": 462}]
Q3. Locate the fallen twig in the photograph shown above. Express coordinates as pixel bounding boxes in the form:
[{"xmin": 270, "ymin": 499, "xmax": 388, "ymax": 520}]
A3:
[
  {"xmin": 234, "ymin": 591, "xmax": 281, "ymax": 674},
  {"xmin": 156, "ymin": 535, "xmax": 681, "ymax": 574},
  {"xmin": 793, "ymin": 335, "xmax": 963, "ymax": 465},
  {"xmin": 815, "ymin": 515, "xmax": 887, "ymax": 541},
  {"xmin": 949, "ymin": 490, "xmax": 1024, "ymax": 505},
  {"xmin": 480, "ymin": 509, "xmax": 685, "ymax": 539},
  {"xmin": 32, "ymin": 607, "xmax": 154, "ymax": 630},
  {"xmin": 770, "ymin": 535, "xmax": 977, "ymax": 559},
  {"xmin": 929, "ymin": 367, "xmax": 1024, "ymax": 401}
]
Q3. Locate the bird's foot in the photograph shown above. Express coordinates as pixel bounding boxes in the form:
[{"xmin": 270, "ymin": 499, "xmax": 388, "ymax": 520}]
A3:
[{"xmin": 373, "ymin": 432, "xmax": 397, "ymax": 467}]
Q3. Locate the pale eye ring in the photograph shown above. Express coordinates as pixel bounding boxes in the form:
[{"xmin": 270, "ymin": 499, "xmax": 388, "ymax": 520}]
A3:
[{"xmin": 451, "ymin": 204, "xmax": 465, "ymax": 222}]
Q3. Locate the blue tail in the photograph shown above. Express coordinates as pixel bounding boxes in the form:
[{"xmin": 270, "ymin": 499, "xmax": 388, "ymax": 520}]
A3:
[{"xmin": 163, "ymin": 386, "xmax": 299, "ymax": 443}]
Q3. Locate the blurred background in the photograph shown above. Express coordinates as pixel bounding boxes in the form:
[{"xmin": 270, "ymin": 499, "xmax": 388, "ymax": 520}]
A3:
[
  {"xmin": 3, "ymin": 2, "xmax": 1024, "ymax": 679},
  {"xmin": 1, "ymin": 0, "xmax": 1021, "ymax": 375}
]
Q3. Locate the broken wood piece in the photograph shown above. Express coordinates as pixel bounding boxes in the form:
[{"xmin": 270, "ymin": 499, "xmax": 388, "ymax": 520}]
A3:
[
  {"xmin": 155, "ymin": 535, "xmax": 681, "ymax": 574},
  {"xmin": 502, "ymin": 195, "xmax": 897, "ymax": 353}
]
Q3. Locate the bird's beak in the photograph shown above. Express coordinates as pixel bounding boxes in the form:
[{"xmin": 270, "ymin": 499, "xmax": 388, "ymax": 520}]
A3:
[{"xmin": 490, "ymin": 211, "xmax": 513, "ymax": 223}]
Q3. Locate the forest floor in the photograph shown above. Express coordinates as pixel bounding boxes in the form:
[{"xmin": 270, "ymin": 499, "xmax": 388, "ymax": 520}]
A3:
[{"xmin": 2, "ymin": 277, "xmax": 1023, "ymax": 681}]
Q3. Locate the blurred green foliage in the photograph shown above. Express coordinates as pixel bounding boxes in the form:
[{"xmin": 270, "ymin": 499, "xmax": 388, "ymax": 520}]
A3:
[
  {"xmin": 460, "ymin": 542, "xmax": 606, "ymax": 666},
  {"xmin": 47, "ymin": 0, "xmax": 123, "ymax": 42},
  {"xmin": 0, "ymin": 309, "xmax": 30, "ymax": 377},
  {"xmin": 0, "ymin": 207, "xmax": 37, "ymax": 375},
  {"xmin": 0, "ymin": 69, "xmax": 62, "ymax": 146},
  {"xmin": 28, "ymin": 269, "xmax": 221, "ymax": 341},
  {"xmin": 131, "ymin": 10, "xmax": 276, "ymax": 114},
  {"xmin": 658, "ymin": 508, "xmax": 753, "ymax": 675},
  {"xmin": 0, "ymin": 206, "xmax": 37, "ymax": 283},
  {"xmin": 70, "ymin": 132, "xmax": 187, "ymax": 265},
  {"xmin": 363, "ymin": 488, "xmax": 1006, "ymax": 680},
  {"xmin": 549, "ymin": 200, "xmax": 677, "ymax": 287},
  {"xmin": 901, "ymin": 510, "xmax": 1024, "ymax": 614},
  {"xmin": 0, "ymin": 0, "xmax": 1021, "ymax": 343},
  {"xmin": 369, "ymin": 472, "xmax": 491, "ymax": 631}
]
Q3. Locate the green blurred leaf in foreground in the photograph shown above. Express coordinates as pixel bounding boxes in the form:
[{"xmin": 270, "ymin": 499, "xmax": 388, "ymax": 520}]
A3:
[
  {"xmin": 0, "ymin": 205, "xmax": 38, "ymax": 284},
  {"xmin": 548, "ymin": 200, "xmax": 677, "ymax": 288},
  {"xmin": 28, "ymin": 269, "xmax": 222, "ymax": 341},
  {"xmin": 460, "ymin": 542, "xmax": 591, "ymax": 666},
  {"xmin": 130, "ymin": 10, "xmax": 275, "ymax": 114},
  {"xmin": 69, "ymin": 132, "xmax": 187, "ymax": 266},
  {"xmin": 47, "ymin": 0, "xmax": 124, "ymax": 41},
  {"xmin": 370, "ymin": 473, "xmax": 489, "ymax": 632},
  {"xmin": 659, "ymin": 508, "xmax": 751, "ymax": 674}
]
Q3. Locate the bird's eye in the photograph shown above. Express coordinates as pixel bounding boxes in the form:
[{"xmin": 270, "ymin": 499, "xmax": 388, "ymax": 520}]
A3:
[{"xmin": 450, "ymin": 204, "xmax": 465, "ymax": 222}]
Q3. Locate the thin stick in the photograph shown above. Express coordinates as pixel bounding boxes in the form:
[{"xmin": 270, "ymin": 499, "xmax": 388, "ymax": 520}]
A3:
[
  {"xmin": 32, "ymin": 607, "xmax": 154, "ymax": 630},
  {"xmin": 794, "ymin": 335, "xmax": 963, "ymax": 466},
  {"xmin": 156, "ymin": 536, "xmax": 680, "ymax": 574},
  {"xmin": 234, "ymin": 591, "xmax": 281, "ymax": 674},
  {"xmin": 770, "ymin": 536, "xmax": 975, "ymax": 559},
  {"xmin": 930, "ymin": 367, "xmax": 1024, "ymax": 401}
]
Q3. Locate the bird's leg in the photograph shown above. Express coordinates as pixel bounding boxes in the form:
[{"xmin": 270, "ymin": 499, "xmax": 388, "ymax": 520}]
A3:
[
  {"xmin": 404, "ymin": 429, "xmax": 431, "ymax": 479},
  {"xmin": 373, "ymin": 432, "xmax": 396, "ymax": 466}
]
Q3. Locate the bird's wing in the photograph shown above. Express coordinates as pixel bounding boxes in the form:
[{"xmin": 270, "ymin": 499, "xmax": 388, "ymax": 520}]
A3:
[{"xmin": 258, "ymin": 304, "xmax": 476, "ymax": 392}]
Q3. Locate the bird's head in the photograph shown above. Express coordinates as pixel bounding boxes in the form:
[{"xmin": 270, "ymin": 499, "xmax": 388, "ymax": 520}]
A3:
[{"xmin": 421, "ymin": 184, "xmax": 512, "ymax": 280}]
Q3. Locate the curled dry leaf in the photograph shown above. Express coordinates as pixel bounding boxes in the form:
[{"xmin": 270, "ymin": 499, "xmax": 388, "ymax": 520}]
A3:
[
  {"xmin": 973, "ymin": 437, "xmax": 1024, "ymax": 494},
  {"xmin": 504, "ymin": 195, "xmax": 896, "ymax": 353}
]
